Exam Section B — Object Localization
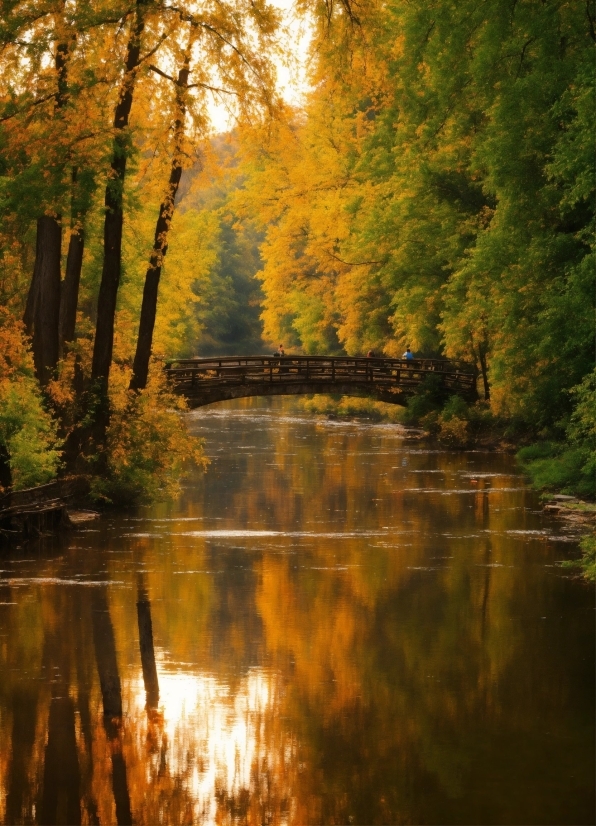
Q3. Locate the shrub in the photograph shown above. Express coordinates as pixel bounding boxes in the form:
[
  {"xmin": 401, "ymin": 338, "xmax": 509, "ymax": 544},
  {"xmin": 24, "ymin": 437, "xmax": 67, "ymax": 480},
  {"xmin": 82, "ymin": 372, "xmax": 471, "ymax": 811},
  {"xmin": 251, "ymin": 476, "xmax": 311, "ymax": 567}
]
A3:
[
  {"xmin": 578, "ymin": 534, "xmax": 596, "ymax": 581},
  {"xmin": 0, "ymin": 311, "xmax": 61, "ymax": 491},
  {"xmin": 517, "ymin": 445, "xmax": 593, "ymax": 497},
  {"xmin": 90, "ymin": 366, "xmax": 207, "ymax": 506},
  {"xmin": 517, "ymin": 369, "xmax": 596, "ymax": 499},
  {"xmin": 402, "ymin": 374, "xmax": 450, "ymax": 425},
  {"xmin": 438, "ymin": 415, "xmax": 469, "ymax": 446}
]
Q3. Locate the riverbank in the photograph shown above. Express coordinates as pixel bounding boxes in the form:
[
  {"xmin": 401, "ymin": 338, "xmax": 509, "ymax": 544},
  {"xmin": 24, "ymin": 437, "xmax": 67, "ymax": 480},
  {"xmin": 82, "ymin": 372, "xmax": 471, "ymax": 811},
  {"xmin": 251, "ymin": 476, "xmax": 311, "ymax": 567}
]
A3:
[{"xmin": 294, "ymin": 394, "xmax": 596, "ymax": 579}]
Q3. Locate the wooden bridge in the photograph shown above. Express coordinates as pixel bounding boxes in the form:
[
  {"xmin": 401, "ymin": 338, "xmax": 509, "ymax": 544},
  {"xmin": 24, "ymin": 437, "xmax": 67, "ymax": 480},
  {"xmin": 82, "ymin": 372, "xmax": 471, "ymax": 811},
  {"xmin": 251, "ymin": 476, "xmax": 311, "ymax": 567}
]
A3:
[{"xmin": 166, "ymin": 356, "xmax": 477, "ymax": 408}]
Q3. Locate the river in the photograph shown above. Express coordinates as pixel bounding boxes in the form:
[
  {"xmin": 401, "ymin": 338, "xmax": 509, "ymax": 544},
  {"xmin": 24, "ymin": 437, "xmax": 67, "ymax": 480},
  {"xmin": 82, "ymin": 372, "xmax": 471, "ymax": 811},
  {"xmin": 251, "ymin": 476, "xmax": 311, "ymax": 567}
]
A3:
[{"xmin": 0, "ymin": 398, "xmax": 594, "ymax": 825}]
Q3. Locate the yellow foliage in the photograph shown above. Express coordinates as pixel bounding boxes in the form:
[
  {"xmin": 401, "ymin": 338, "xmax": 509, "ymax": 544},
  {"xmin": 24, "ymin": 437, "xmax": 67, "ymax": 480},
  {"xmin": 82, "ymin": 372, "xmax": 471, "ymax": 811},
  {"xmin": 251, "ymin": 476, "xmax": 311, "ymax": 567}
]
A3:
[{"xmin": 91, "ymin": 365, "xmax": 208, "ymax": 505}]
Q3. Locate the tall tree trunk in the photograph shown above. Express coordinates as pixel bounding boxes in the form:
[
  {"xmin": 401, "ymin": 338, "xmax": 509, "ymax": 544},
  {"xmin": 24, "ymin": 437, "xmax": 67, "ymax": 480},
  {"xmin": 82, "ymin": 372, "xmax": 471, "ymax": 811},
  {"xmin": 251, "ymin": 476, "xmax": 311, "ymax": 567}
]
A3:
[
  {"xmin": 129, "ymin": 38, "xmax": 193, "ymax": 391},
  {"xmin": 32, "ymin": 214, "xmax": 62, "ymax": 386},
  {"xmin": 59, "ymin": 170, "xmax": 86, "ymax": 354},
  {"xmin": 91, "ymin": 1, "xmax": 147, "ymax": 393},
  {"xmin": 23, "ymin": 30, "xmax": 71, "ymax": 379}
]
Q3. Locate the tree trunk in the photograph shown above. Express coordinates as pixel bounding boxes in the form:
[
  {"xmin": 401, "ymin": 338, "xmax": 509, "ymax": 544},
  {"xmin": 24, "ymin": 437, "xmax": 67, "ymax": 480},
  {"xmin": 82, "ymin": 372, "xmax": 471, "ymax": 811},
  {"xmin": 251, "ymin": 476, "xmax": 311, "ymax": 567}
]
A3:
[
  {"xmin": 23, "ymin": 30, "xmax": 71, "ymax": 376},
  {"xmin": 23, "ymin": 239, "xmax": 41, "ymax": 335},
  {"xmin": 59, "ymin": 171, "xmax": 86, "ymax": 354},
  {"xmin": 129, "ymin": 45, "xmax": 192, "ymax": 391},
  {"xmin": 129, "ymin": 167, "xmax": 184, "ymax": 390},
  {"xmin": 59, "ymin": 229, "xmax": 84, "ymax": 349},
  {"xmin": 0, "ymin": 444, "xmax": 12, "ymax": 490},
  {"xmin": 91, "ymin": 2, "xmax": 147, "ymax": 392},
  {"xmin": 478, "ymin": 346, "xmax": 490, "ymax": 401},
  {"xmin": 32, "ymin": 215, "xmax": 62, "ymax": 386}
]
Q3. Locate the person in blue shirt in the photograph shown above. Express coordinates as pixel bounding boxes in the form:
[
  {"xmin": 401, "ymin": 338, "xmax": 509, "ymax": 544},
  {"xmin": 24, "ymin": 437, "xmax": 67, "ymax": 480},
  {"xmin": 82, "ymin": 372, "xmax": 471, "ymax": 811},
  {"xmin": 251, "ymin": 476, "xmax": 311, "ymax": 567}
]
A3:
[{"xmin": 402, "ymin": 346, "xmax": 414, "ymax": 360}]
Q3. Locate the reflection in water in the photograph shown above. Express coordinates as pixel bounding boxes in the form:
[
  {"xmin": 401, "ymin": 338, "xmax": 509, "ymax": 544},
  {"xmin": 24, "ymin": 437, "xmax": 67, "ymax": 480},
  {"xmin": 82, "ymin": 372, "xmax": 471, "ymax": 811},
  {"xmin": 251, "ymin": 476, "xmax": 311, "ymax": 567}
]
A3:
[
  {"xmin": 126, "ymin": 667, "xmax": 289, "ymax": 823},
  {"xmin": 136, "ymin": 574, "xmax": 159, "ymax": 710},
  {"xmin": 91, "ymin": 587, "xmax": 132, "ymax": 825},
  {"xmin": 0, "ymin": 398, "xmax": 594, "ymax": 825}
]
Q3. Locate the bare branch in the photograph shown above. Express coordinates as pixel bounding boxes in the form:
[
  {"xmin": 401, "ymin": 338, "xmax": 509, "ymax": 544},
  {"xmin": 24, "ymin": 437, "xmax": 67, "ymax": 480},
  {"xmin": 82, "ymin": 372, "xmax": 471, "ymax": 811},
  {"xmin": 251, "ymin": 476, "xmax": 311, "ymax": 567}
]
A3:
[
  {"xmin": 149, "ymin": 63, "xmax": 239, "ymax": 96},
  {"xmin": 187, "ymin": 81, "xmax": 239, "ymax": 96},
  {"xmin": 148, "ymin": 63, "xmax": 175, "ymax": 83}
]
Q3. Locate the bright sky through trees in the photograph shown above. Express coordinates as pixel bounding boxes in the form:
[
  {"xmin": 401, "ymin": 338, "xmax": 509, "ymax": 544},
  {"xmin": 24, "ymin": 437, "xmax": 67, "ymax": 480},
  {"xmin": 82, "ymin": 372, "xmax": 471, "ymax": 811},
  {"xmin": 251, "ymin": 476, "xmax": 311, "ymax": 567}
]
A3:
[{"xmin": 208, "ymin": 0, "xmax": 312, "ymax": 132}]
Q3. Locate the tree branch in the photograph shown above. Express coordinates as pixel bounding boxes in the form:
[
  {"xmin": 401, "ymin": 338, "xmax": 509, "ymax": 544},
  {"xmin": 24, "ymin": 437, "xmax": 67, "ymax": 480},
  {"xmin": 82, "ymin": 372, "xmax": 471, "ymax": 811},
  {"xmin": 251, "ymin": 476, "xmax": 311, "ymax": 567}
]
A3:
[
  {"xmin": 148, "ymin": 63, "xmax": 175, "ymax": 83},
  {"xmin": 326, "ymin": 250, "xmax": 383, "ymax": 267},
  {"xmin": 149, "ymin": 63, "xmax": 238, "ymax": 96},
  {"xmin": 0, "ymin": 93, "xmax": 56, "ymax": 123}
]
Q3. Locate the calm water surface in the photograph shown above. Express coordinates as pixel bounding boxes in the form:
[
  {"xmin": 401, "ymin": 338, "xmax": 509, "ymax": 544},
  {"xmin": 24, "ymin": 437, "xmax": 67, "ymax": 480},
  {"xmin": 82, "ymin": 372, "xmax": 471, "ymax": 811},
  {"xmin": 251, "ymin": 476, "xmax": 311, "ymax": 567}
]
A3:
[{"xmin": 0, "ymin": 399, "xmax": 594, "ymax": 825}]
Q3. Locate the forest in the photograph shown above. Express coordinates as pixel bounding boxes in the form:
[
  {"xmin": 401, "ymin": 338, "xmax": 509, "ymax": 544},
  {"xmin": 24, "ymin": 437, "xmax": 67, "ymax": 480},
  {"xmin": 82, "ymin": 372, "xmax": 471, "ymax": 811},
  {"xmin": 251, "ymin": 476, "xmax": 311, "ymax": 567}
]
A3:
[{"xmin": 0, "ymin": 0, "xmax": 594, "ymax": 502}]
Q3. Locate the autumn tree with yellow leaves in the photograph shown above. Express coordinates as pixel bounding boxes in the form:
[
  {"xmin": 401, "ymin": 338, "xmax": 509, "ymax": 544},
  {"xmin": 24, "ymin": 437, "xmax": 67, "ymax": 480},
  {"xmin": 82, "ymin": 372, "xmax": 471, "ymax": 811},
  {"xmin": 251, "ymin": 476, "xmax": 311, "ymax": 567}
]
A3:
[
  {"xmin": 0, "ymin": 0, "xmax": 593, "ymax": 497},
  {"xmin": 240, "ymin": 0, "xmax": 594, "ymax": 433},
  {"xmin": 0, "ymin": 0, "xmax": 280, "ymax": 495}
]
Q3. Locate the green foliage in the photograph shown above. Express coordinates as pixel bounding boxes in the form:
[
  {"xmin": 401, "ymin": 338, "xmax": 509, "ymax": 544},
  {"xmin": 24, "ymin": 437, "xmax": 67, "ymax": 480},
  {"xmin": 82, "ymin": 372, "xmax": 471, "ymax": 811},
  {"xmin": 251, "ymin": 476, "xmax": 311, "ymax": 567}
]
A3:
[
  {"xmin": 402, "ymin": 375, "xmax": 451, "ymax": 427},
  {"xmin": 578, "ymin": 535, "xmax": 596, "ymax": 582},
  {"xmin": 517, "ymin": 369, "xmax": 596, "ymax": 499},
  {"xmin": 0, "ymin": 311, "xmax": 61, "ymax": 490},
  {"xmin": 0, "ymin": 382, "xmax": 62, "ymax": 490},
  {"xmin": 299, "ymin": 394, "xmax": 405, "ymax": 422},
  {"xmin": 517, "ymin": 444, "xmax": 593, "ymax": 498},
  {"xmin": 241, "ymin": 0, "xmax": 594, "ymax": 430}
]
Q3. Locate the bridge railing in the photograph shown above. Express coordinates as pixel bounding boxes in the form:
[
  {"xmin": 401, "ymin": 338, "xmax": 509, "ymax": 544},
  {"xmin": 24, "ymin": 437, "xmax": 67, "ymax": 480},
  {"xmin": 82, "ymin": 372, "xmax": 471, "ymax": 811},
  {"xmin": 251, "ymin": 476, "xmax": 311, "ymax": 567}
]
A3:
[{"xmin": 165, "ymin": 355, "xmax": 476, "ymax": 394}]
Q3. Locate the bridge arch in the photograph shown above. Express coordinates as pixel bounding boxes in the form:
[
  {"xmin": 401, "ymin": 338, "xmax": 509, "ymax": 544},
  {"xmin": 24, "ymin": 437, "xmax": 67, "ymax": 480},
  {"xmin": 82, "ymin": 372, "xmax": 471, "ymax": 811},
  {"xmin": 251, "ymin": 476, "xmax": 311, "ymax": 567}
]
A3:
[{"xmin": 166, "ymin": 356, "xmax": 477, "ymax": 409}]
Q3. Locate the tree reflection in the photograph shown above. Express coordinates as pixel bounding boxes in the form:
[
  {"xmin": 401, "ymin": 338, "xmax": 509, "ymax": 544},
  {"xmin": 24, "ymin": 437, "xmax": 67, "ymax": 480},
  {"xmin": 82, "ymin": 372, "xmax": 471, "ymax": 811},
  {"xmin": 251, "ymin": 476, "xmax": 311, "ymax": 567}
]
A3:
[
  {"xmin": 0, "ymin": 404, "xmax": 593, "ymax": 824},
  {"xmin": 40, "ymin": 696, "xmax": 81, "ymax": 825},
  {"xmin": 91, "ymin": 586, "xmax": 132, "ymax": 825},
  {"xmin": 136, "ymin": 574, "xmax": 159, "ymax": 710}
]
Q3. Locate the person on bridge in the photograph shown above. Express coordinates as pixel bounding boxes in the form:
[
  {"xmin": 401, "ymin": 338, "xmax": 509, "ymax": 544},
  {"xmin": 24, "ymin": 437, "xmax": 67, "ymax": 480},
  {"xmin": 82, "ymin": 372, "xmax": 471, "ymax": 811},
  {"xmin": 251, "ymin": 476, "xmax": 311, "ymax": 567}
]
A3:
[
  {"xmin": 275, "ymin": 344, "xmax": 285, "ymax": 357},
  {"xmin": 403, "ymin": 346, "xmax": 414, "ymax": 361},
  {"xmin": 367, "ymin": 349, "xmax": 376, "ymax": 358}
]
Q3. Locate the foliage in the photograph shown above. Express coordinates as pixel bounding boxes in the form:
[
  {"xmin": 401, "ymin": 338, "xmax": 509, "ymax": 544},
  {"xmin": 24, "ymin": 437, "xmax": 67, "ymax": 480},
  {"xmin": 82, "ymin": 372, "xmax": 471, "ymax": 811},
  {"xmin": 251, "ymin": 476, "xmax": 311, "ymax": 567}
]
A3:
[
  {"xmin": 517, "ymin": 443, "xmax": 593, "ymax": 498},
  {"xmin": 0, "ymin": 0, "xmax": 593, "ymax": 504},
  {"xmin": 577, "ymin": 534, "xmax": 596, "ymax": 582},
  {"xmin": 90, "ymin": 366, "xmax": 207, "ymax": 506},
  {"xmin": 0, "ymin": 310, "xmax": 61, "ymax": 490},
  {"xmin": 298, "ymin": 394, "xmax": 405, "ymax": 422},
  {"xmin": 239, "ymin": 0, "xmax": 594, "ymax": 431},
  {"xmin": 401, "ymin": 375, "xmax": 451, "ymax": 427},
  {"xmin": 517, "ymin": 368, "xmax": 596, "ymax": 498},
  {"xmin": 0, "ymin": 0, "xmax": 280, "ymax": 501}
]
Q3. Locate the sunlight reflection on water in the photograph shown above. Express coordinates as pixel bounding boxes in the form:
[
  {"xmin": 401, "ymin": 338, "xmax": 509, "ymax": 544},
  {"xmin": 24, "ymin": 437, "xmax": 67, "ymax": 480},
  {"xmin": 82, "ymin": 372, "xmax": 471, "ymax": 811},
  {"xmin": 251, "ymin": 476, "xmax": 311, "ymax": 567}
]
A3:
[{"xmin": 0, "ymin": 398, "xmax": 593, "ymax": 825}]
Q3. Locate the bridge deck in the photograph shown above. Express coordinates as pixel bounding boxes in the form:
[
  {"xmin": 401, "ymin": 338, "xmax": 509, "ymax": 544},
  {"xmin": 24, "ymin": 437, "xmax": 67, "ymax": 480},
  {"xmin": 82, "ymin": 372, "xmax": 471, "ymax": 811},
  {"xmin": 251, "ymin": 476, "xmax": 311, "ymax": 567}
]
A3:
[{"xmin": 166, "ymin": 356, "xmax": 477, "ymax": 407}]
